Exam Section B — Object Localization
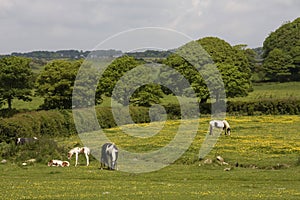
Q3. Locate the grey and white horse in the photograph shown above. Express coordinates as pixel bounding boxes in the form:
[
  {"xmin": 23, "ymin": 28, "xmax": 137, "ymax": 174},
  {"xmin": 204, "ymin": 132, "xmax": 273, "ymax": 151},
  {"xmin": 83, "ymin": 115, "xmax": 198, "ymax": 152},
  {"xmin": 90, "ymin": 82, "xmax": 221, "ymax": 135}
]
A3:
[
  {"xmin": 209, "ymin": 120, "xmax": 231, "ymax": 135},
  {"xmin": 100, "ymin": 143, "xmax": 118, "ymax": 170},
  {"xmin": 15, "ymin": 137, "xmax": 38, "ymax": 145}
]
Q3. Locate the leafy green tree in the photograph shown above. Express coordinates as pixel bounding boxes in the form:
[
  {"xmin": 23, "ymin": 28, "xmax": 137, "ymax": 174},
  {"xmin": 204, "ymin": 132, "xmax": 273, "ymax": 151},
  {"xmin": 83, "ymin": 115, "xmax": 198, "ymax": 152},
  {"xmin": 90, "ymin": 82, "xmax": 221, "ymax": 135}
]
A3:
[
  {"xmin": 98, "ymin": 56, "xmax": 140, "ymax": 96},
  {"xmin": 290, "ymin": 45, "xmax": 300, "ymax": 79},
  {"xmin": 234, "ymin": 45, "xmax": 264, "ymax": 82},
  {"xmin": 163, "ymin": 37, "xmax": 252, "ymax": 102},
  {"xmin": 198, "ymin": 37, "xmax": 252, "ymax": 98},
  {"xmin": 198, "ymin": 37, "xmax": 251, "ymax": 77},
  {"xmin": 73, "ymin": 60, "xmax": 103, "ymax": 108},
  {"xmin": 0, "ymin": 56, "xmax": 33, "ymax": 109},
  {"xmin": 263, "ymin": 48, "xmax": 294, "ymax": 82},
  {"xmin": 99, "ymin": 56, "xmax": 164, "ymax": 106},
  {"xmin": 219, "ymin": 63, "xmax": 251, "ymax": 97},
  {"xmin": 130, "ymin": 84, "xmax": 163, "ymax": 106},
  {"xmin": 263, "ymin": 18, "xmax": 300, "ymax": 58},
  {"xmin": 162, "ymin": 54, "xmax": 204, "ymax": 97},
  {"xmin": 263, "ymin": 17, "xmax": 300, "ymax": 81},
  {"xmin": 36, "ymin": 59, "xmax": 82, "ymax": 109}
]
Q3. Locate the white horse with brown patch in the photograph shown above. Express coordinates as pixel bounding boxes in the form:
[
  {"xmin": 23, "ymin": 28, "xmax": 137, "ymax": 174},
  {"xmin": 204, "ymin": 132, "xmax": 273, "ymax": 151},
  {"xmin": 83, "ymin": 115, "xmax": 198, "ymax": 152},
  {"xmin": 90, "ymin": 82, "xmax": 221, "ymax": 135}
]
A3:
[
  {"xmin": 48, "ymin": 160, "xmax": 70, "ymax": 167},
  {"xmin": 67, "ymin": 147, "xmax": 90, "ymax": 166},
  {"xmin": 209, "ymin": 120, "xmax": 231, "ymax": 135}
]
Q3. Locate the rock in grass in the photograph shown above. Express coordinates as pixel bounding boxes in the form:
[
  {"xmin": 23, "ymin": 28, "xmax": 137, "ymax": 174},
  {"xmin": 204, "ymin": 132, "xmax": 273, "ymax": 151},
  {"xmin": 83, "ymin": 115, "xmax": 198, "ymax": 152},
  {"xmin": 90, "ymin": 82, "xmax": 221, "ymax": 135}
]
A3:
[
  {"xmin": 203, "ymin": 159, "xmax": 212, "ymax": 164},
  {"xmin": 1, "ymin": 159, "xmax": 7, "ymax": 164},
  {"xmin": 26, "ymin": 159, "xmax": 36, "ymax": 163},
  {"xmin": 216, "ymin": 156, "xmax": 229, "ymax": 165},
  {"xmin": 216, "ymin": 156, "xmax": 224, "ymax": 163},
  {"xmin": 224, "ymin": 167, "xmax": 232, "ymax": 171}
]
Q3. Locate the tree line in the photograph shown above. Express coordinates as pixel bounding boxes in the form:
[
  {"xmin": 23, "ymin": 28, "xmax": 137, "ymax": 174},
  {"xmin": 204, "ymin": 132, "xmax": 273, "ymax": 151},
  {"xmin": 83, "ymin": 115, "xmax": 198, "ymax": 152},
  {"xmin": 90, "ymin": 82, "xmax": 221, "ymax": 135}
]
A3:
[
  {"xmin": 0, "ymin": 49, "xmax": 123, "ymax": 60},
  {"xmin": 0, "ymin": 17, "xmax": 299, "ymax": 110}
]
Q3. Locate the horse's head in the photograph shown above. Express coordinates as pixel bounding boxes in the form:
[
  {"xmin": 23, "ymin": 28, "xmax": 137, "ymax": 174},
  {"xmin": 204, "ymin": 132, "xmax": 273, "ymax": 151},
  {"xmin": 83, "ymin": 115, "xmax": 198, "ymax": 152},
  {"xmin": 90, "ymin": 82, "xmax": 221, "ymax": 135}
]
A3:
[
  {"xmin": 67, "ymin": 152, "xmax": 73, "ymax": 160},
  {"xmin": 227, "ymin": 127, "xmax": 231, "ymax": 135},
  {"xmin": 111, "ymin": 147, "xmax": 118, "ymax": 170},
  {"xmin": 47, "ymin": 160, "xmax": 53, "ymax": 166}
]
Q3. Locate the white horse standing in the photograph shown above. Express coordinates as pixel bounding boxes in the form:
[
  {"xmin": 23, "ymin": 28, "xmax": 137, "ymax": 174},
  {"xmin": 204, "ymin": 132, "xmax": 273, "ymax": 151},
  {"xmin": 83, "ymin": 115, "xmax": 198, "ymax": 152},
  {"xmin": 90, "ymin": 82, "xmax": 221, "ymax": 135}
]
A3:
[
  {"xmin": 100, "ymin": 143, "xmax": 118, "ymax": 170},
  {"xmin": 68, "ymin": 147, "xmax": 90, "ymax": 166},
  {"xmin": 209, "ymin": 120, "xmax": 231, "ymax": 135}
]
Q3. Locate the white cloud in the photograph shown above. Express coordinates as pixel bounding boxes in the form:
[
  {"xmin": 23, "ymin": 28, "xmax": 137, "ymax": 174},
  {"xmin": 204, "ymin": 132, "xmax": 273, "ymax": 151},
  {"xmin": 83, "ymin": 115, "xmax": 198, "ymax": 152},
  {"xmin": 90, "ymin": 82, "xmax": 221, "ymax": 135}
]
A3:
[{"xmin": 0, "ymin": 0, "xmax": 299, "ymax": 53}]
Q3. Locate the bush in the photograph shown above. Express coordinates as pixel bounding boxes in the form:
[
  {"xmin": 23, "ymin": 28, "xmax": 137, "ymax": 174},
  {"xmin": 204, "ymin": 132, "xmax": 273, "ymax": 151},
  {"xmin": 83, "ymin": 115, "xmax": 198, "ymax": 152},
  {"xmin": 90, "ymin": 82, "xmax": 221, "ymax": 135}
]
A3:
[
  {"xmin": 227, "ymin": 99, "xmax": 300, "ymax": 115},
  {"xmin": 0, "ymin": 108, "xmax": 20, "ymax": 118},
  {"xmin": 0, "ymin": 110, "xmax": 75, "ymax": 143},
  {"xmin": 1, "ymin": 99, "xmax": 300, "ymax": 144},
  {"xmin": 0, "ymin": 138, "xmax": 68, "ymax": 164}
]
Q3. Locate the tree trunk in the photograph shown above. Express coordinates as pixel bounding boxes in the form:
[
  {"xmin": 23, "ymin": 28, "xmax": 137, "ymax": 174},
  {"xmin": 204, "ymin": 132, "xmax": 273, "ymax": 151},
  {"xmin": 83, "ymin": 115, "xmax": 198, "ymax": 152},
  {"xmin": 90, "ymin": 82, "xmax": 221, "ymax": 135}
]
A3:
[
  {"xmin": 200, "ymin": 98, "xmax": 207, "ymax": 103},
  {"xmin": 7, "ymin": 98, "xmax": 12, "ymax": 110}
]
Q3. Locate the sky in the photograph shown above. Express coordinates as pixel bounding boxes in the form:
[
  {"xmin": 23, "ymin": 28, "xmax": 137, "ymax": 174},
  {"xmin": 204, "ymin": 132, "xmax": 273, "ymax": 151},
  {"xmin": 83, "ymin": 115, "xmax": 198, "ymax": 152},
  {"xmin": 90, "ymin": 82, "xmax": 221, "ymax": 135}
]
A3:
[{"xmin": 0, "ymin": 0, "xmax": 299, "ymax": 54}]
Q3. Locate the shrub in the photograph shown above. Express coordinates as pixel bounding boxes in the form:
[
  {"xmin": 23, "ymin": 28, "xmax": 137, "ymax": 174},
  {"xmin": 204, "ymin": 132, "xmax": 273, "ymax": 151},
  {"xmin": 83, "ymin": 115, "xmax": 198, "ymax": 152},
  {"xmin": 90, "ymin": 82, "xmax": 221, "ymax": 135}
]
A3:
[
  {"xmin": 1, "ymin": 99, "xmax": 300, "ymax": 144},
  {"xmin": 0, "ymin": 138, "xmax": 68, "ymax": 164},
  {"xmin": 0, "ymin": 110, "xmax": 75, "ymax": 143},
  {"xmin": 227, "ymin": 99, "xmax": 300, "ymax": 115}
]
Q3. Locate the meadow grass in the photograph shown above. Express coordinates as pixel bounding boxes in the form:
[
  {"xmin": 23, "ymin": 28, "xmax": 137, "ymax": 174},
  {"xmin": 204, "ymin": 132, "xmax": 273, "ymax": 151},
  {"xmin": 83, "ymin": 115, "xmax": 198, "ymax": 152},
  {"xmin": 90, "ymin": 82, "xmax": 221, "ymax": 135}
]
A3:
[
  {"xmin": 228, "ymin": 82, "xmax": 300, "ymax": 102},
  {"xmin": 1, "ymin": 115, "xmax": 300, "ymax": 199},
  {"xmin": 3, "ymin": 82, "xmax": 300, "ymax": 110},
  {"xmin": 1, "ymin": 96, "xmax": 44, "ymax": 110},
  {"xmin": 1, "ymin": 163, "xmax": 300, "ymax": 200}
]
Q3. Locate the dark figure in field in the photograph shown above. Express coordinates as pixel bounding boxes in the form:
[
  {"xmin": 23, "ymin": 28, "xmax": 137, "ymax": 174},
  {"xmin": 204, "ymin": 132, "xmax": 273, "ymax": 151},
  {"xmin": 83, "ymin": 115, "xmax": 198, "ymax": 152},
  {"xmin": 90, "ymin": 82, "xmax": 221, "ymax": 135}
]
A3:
[
  {"xmin": 100, "ymin": 143, "xmax": 118, "ymax": 170},
  {"xmin": 15, "ymin": 137, "xmax": 38, "ymax": 145}
]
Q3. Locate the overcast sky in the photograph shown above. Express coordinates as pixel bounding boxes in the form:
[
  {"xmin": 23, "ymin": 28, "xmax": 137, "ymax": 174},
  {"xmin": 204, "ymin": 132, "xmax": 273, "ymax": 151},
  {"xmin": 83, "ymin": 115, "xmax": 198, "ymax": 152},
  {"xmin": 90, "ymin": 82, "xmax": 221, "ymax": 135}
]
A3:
[{"xmin": 0, "ymin": 0, "xmax": 299, "ymax": 54}]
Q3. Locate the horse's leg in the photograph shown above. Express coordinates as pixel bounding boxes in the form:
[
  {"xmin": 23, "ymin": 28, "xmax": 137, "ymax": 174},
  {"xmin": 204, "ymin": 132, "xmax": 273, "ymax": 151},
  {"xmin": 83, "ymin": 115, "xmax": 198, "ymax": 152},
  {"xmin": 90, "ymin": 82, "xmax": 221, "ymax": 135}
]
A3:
[
  {"xmin": 100, "ymin": 154, "xmax": 107, "ymax": 169},
  {"xmin": 221, "ymin": 124, "xmax": 224, "ymax": 135},
  {"xmin": 85, "ymin": 153, "xmax": 89, "ymax": 166},
  {"xmin": 75, "ymin": 153, "xmax": 78, "ymax": 166},
  {"xmin": 209, "ymin": 124, "xmax": 213, "ymax": 135},
  {"xmin": 108, "ymin": 154, "xmax": 112, "ymax": 170},
  {"xmin": 100, "ymin": 160, "xmax": 103, "ymax": 169},
  {"xmin": 100, "ymin": 155, "xmax": 104, "ymax": 169}
]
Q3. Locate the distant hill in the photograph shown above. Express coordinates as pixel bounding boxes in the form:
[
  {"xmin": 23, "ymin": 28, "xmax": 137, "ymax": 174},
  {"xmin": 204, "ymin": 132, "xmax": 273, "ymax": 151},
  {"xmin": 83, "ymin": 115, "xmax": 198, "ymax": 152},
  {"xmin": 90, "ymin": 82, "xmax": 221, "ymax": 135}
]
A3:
[
  {"xmin": 0, "ymin": 49, "xmax": 176, "ymax": 60},
  {"xmin": 1, "ymin": 47, "xmax": 262, "ymax": 61},
  {"xmin": 126, "ymin": 50, "xmax": 173, "ymax": 59},
  {"xmin": 0, "ymin": 49, "xmax": 123, "ymax": 60}
]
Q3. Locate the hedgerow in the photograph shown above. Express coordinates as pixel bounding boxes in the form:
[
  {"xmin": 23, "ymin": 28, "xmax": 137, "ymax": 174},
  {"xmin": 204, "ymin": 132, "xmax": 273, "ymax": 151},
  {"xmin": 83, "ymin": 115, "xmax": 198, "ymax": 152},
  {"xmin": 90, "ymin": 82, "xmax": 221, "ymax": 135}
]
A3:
[
  {"xmin": 226, "ymin": 99, "xmax": 300, "ymax": 115},
  {"xmin": 0, "ymin": 110, "xmax": 75, "ymax": 143},
  {"xmin": 1, "ymin": 99, "xmax": 300, "ymax": 144}
]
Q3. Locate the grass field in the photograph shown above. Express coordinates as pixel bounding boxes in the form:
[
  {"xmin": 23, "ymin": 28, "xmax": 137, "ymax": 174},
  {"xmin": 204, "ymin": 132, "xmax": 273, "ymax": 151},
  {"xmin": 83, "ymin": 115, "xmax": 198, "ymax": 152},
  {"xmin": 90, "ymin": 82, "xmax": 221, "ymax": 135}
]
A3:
[
  {"xmin": 228, "ymin": 82, "xmax": 300, "ymax": 102},
  {"xmin": 1, "ymin": 115, "xmax": 300, "ymax": 199},
  {"xmin": 3, "ymin": 82, "xmax": 300, "ymax": 110}
]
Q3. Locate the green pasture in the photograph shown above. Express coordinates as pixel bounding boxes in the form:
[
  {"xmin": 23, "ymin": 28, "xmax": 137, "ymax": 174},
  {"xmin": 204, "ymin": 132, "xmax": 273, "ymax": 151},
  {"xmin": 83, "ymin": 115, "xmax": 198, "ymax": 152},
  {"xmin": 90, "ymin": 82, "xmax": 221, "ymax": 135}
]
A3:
[
  {"xmin": 1, "ymin": 96, "xmax": 44, "ymax": 110},
  {"xmin": 228, "ymin": 82, "xmax": 300, "ymax": 102},
  {"xmin": 1, "ymin": 115, "xmax": 300, "ymax": 199},
  {"xmin": 4, "ymin": 82, "xmax": 300, "ymax": 110}
]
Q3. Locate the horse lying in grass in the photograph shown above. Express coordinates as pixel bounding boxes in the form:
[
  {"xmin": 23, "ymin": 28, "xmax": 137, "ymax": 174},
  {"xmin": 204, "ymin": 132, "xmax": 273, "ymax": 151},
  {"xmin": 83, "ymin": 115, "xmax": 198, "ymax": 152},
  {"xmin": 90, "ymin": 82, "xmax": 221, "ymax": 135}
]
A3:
[
  {"xmin": 48, "ymin": 160, "xmax": 70, "ymax": 167},
  {"xmin": 209, "ymin": 120, "xmax": 231, "ymax": 135},
  {"xmin": 68, "ymin": 147, "xmax": 90, "ymax": 167},
  {"xmin": 100, "ymin": 143, "xmax": 118, "ymax": 170}
]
